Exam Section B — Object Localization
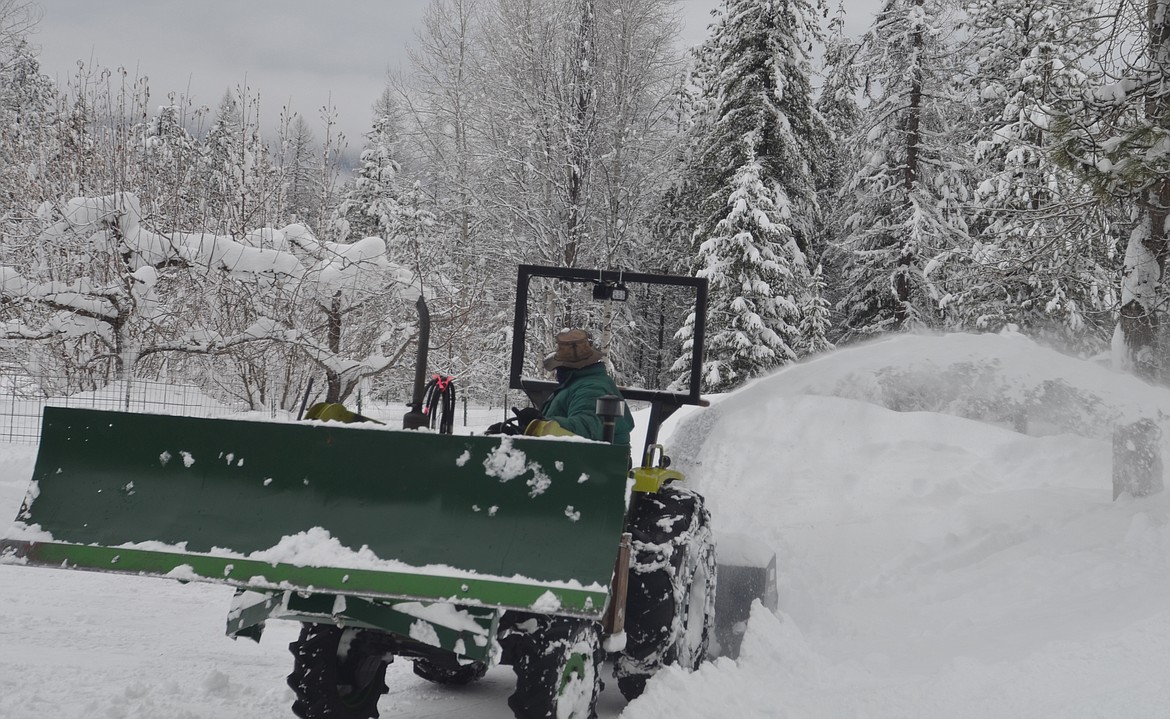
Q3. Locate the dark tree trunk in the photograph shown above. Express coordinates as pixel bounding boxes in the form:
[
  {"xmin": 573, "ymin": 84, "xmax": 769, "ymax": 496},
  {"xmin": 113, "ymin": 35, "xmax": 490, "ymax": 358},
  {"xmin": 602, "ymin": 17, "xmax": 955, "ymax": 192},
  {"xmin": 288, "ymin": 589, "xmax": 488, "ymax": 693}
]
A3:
[
  {"xmin": 325, "ymin": 293, "xmax": 343, "ymax": 403},
  {"xmin": 564, "ymin": 0, "xmax": 596, "ymax": 268},
  {"xmin": 1119, "ymin": 0, "xmax": 1170, "ymax": 381},
  {"xmin": 894, "ymin": 0, "xmax": 925, "ymax": 330}
]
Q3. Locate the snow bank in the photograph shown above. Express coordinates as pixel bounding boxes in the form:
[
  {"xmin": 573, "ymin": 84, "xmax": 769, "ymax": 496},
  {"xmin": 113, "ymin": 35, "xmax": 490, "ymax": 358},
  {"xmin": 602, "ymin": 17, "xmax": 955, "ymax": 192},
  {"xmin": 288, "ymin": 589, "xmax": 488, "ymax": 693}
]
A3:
[
  {"xmin": 635, "ymin": 331, "xmax": 1170, "ymax": 717},
  {"xmin": 705, "ymin": 331, "xmax": 1170, "ymax": 439}
]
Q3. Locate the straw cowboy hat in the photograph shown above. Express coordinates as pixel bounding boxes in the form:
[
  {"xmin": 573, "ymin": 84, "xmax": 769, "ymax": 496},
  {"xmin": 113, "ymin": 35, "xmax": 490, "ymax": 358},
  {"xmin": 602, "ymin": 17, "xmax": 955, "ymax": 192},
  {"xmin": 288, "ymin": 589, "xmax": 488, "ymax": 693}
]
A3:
[{"xmin": 543, "ymin": 328, "xmax": 606, "ymax": 371}]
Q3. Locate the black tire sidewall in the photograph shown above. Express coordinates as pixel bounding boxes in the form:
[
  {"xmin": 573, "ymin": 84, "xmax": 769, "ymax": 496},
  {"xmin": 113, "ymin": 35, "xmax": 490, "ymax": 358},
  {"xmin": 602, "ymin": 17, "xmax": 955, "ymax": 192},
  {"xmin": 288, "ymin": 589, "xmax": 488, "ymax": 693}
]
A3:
[
  {"xmin": 508, "ymin": 618, "xmax": 602, "ymax": 719},
  {"xmin": 287, "ymin": 623, "xmax": 389, "ymax": 719},
  {"xmin": 617, "ymin": 485, "xmax": 716, "ymax": 691}
]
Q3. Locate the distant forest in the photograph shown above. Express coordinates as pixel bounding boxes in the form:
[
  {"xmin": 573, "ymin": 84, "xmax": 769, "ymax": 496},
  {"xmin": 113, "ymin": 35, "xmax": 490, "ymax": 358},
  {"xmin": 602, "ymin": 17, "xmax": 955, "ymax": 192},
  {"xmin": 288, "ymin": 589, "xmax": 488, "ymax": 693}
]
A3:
[{"xmin": 1, "ymin": 0, "xmax": 1168, "ymax": 411}]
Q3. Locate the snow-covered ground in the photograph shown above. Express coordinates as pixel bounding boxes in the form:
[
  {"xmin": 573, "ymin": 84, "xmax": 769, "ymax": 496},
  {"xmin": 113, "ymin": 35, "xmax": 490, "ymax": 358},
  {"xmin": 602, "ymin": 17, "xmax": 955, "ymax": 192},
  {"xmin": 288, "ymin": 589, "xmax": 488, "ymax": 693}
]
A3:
[{"xmin": 3, "ymin": 331, "xmax": 1170, "ymax": 717}]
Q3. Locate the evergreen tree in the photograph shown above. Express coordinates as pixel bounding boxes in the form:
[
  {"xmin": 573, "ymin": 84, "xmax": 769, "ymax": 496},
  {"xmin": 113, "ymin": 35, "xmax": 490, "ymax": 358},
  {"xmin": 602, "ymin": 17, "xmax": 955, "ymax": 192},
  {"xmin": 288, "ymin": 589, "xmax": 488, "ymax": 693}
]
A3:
[
  {"xmin": 816, "ymin": 4, "xmax": 863, "ymax": 187},
  {"xmin": 675, "ymin": 155, "xmax": 803, "ymax": 391},
  {"xmin": 1052, "ymin": 0, "xmax": 1170, "ymax": 380},
  {"xmin": 200, "ymin": 89, "xmax": 277, "ymax": 235},
  {"xmin": 814, "ymin": 3, "xmax": 862, "ymax": 332},
  {"xmin": 282, "ymin": 114, "xmax": 322, "ymax": 229},
  {"xmin": 951, "ymin": 0, "xmax": 1115, "ymax": 351},
  {"xmin": 339, "ymin": 90, "xmax": 403, "ymax": 242},
  {"xmin": 646, "ymin": 66, "xmax": 707, "ymax": 278},
  {"xmin": 673, "ymin": 0, "xmax": 829, "ymax": 390},
  {"xmin": 799, "ymin": 262, "xmax": 835, "ymax": 355},
  {"xmin": 0, "ymin": 40, "xmax": 54, "ymax": 208},
  {"xmin": 138, "ymin": 102, "xmax": 202, "ymax": 229},
  {"xmin": 835, "ymin": 0, "xmax": 968, "ymax": 338}
]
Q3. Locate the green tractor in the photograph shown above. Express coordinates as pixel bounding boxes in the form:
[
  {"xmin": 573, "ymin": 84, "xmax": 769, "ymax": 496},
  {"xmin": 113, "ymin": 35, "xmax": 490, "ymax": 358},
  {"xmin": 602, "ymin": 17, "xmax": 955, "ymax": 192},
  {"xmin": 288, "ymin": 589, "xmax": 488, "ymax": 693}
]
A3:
[{"xmin": 0, "ymin": 265, "xmax": 773, "ymax": 718}]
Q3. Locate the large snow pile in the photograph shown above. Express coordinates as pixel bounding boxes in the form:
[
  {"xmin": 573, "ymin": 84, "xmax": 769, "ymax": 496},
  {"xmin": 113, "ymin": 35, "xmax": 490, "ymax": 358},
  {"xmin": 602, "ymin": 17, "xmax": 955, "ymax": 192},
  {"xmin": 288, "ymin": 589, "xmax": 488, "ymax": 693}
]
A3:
[
  {"xmin": 628, "ymin": 331, "xmax": 1170, "ymax": 718},
  {"xmin": 1, "ymin": 331, "xmax": 1169, "ymax": 717}
]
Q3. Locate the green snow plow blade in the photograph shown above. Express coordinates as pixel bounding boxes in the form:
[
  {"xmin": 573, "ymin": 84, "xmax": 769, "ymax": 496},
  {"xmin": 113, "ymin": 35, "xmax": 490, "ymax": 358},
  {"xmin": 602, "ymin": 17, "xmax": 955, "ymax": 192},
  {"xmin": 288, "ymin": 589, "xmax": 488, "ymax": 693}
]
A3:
[{"xmin": 1, "ymin": 406, "xmax": 630, "ymax": 618}]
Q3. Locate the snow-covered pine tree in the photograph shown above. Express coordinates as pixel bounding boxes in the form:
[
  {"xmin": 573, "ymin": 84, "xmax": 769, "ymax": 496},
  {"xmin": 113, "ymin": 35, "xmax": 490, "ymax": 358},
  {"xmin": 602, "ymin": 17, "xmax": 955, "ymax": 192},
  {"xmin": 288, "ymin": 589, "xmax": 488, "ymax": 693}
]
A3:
[
  {"xmin": 281, "ymin": 114, "xmax": 322, "ymax": 230},
  {"xmin": 646, "ymin": 66, "xmax": 706, "ymax": 276},
  {"xmin": 799, "ymin": 262, "xmax": 835, "ymax": 355},
  {"xmin": 676, "ymin": 154, "xmax": 803, "ymax": 391},
  {"xmin": 338, "ymin": 90, "xmax": 404, "ymax": 243},
  {"xmin": 635, "ymin": 67, "xmax": 710, "ymax": 389},
  {"xmin": 0, "ymin": 40, "xmax": 55, "ymax": 204},
  {"xmin": 672, "ymin": 0, "xmax": 827, "ymax": 390},
  {"xmin": 949, "ymin": 0, "xmax": 1115, "ymax": 352},
  {"xmin": 815, "ymin": 3, "xmax": 863, "ymax": 218},
  {"xmin": 200, "ymin": 89, "xmax": 278, "ymax": 236},
  {"xmin": 137, "ymin": 102, "xmax": 203, "ymax": 230},
  {"xmin": 813, "ymin": 3, "xmax": 862, "ymax": 337},
  {"xmin": 835, "ymin": 0, "xmax": 968, "ymax": 338},
  {"xmin": 1051, "ymin": 0, "xmax": 1170, "ymax": 381}
]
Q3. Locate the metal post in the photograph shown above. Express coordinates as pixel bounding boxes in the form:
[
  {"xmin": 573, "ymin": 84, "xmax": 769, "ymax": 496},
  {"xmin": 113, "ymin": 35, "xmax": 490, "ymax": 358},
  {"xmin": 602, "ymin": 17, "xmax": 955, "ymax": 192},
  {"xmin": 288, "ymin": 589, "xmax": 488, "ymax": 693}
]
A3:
[
  {"xmin": 296, "ymin": 378, "xmax": 315, "ymax": 421},
  {"xmin": 403, "ymin": 295, "xmax": 431, "ymax": 430}
]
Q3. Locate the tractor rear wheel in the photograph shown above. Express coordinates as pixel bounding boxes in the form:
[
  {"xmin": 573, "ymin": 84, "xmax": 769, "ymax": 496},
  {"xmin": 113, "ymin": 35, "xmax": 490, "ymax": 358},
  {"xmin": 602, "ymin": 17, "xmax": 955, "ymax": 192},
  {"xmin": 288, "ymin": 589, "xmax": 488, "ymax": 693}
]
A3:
[
  {"xmin": 508, "ymin": 617, "xmax": 603, "ymax": 719},
  {"xmin": 287, "ymin": 623, "xmax": 390, "ymax": 719},
  {"xmin": 615, "ymin": 484, "xmax": 717, "ymax": 700}
]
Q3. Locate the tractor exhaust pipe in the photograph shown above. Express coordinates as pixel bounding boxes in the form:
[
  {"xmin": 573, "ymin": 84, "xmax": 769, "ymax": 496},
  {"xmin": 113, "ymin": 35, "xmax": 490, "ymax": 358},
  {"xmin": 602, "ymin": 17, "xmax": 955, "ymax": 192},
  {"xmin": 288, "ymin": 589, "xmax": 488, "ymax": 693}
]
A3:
[{"xmin": 595, "ymin": 394, "xmax": 623, "ymax": 444}]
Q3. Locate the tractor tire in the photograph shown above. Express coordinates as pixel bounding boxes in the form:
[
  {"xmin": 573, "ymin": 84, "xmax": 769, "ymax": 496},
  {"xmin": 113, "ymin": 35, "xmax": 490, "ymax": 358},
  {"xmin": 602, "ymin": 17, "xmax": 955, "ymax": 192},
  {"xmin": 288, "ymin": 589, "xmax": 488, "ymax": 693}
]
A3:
[
  {"xmin": 412, "ymin": 657, "xmax": 488, "ymax": 686},
  {"xmin": 287, "ymin": 623, "xmax": 390, "ymax": 719},
  {"xmin": 507, "ymin": 617, "xmax": 603, "ymax": 719},
  {"xmin": 615, "ymin": 484, "xmax": 717, "ymax": 700}
]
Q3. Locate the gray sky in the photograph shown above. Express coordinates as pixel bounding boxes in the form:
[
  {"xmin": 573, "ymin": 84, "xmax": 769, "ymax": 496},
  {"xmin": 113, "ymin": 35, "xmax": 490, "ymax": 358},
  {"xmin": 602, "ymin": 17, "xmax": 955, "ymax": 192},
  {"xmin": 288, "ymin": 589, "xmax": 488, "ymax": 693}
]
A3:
[{"xmin": 30, "ymin": 0, "xmax": 871, "ymax": 148}]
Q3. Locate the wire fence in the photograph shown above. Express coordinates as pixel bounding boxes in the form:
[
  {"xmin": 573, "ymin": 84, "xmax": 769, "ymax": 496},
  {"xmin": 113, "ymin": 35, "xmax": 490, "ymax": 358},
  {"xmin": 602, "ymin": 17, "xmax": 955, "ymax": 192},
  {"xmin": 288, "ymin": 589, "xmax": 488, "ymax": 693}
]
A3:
[
  {"xmin": 0, "ymin": 374, "xmax": 518, "ymax": 445},
  {"xmin": 0, "ymin": 376, "xmax": 242, "ymax": 444}
]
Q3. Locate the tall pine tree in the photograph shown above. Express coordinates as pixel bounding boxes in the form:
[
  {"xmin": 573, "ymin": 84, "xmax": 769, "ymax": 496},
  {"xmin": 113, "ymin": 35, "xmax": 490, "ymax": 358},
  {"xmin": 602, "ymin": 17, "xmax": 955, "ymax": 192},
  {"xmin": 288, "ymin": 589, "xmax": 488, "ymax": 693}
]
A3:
[
  {"xmin": 951, "ymin": 0, "xmax": 1114, "ymax": 351},
  {"xmin": 339, "ymin": 90, "xmax": 403, "ymax": 243},
  {"xmin": 1052, "ymin": 0, "xmax": 1170, "ymax": 380},
  {"xmin": 835, "ymin": 0, "xmax": 968, "ymax": 338},
  {"xmin": 673, "ymin": 0, "xmax": 829, "ymax": 390}
]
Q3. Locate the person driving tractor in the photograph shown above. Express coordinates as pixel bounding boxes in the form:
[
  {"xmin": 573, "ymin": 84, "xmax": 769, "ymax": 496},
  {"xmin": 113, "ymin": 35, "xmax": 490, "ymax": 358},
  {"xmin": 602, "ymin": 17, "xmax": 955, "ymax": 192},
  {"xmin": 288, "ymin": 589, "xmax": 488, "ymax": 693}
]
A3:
[{"xmin": 488, "ymin": 328, "xmax": 634, "ymax": 445}]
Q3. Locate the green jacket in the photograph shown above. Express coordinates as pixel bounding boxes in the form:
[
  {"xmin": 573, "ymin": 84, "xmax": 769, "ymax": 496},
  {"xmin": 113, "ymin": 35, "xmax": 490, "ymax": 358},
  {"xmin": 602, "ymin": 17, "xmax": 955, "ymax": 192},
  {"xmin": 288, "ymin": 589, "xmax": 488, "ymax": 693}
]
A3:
[{"xmin": 538, "ymin": 363, "xmax": 634, "ymax": 446}]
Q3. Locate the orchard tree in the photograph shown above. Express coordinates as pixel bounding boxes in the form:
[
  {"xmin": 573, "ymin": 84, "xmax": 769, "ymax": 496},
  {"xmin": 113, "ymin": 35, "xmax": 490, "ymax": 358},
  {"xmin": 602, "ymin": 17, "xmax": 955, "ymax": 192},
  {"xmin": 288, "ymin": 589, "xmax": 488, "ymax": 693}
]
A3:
[{"xmin": 0, "ymin": 193, "xmax": 420, "ymax": 405}]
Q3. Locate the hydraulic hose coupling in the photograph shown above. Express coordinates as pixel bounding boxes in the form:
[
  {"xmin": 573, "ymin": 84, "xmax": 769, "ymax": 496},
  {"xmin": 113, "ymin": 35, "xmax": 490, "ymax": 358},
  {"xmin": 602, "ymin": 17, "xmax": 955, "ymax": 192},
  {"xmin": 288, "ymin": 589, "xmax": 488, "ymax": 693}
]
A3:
[{"xmin": 595, "ymin": 394, "xmax": 623, "ymax": 444}]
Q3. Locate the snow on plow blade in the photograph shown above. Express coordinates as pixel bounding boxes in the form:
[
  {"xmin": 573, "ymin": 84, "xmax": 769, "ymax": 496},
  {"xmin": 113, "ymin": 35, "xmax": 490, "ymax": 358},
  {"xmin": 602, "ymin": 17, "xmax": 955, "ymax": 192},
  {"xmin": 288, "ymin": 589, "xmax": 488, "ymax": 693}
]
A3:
[{"xmin": 1, "ymin": 406, "xmax": 630, "ymax": 618}]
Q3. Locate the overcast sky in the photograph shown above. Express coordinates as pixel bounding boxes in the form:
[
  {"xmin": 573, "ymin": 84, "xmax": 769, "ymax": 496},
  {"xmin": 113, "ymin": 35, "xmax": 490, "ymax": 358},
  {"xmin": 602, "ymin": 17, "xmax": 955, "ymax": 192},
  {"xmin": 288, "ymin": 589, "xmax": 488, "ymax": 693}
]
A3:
[{"xmin": 30, "ymin": 0, "xmax": 873, "ymax": 149}]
